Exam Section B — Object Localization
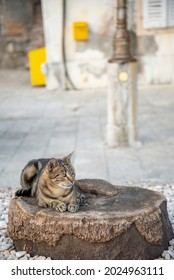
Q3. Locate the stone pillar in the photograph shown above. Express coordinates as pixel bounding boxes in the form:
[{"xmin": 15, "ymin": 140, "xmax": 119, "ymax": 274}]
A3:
[
  {"xmin": 107, "ymin": 0, "xmax": 137, "ymax": 146},
  {"xmin": 41, "ymin": 0, "xmax": 65, "ymax": 90}
]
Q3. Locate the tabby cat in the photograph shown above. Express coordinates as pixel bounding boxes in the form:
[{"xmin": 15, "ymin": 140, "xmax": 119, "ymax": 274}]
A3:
[{"xmin": 15, "ymin": 153, "xmax": 84, "ymax": 213}]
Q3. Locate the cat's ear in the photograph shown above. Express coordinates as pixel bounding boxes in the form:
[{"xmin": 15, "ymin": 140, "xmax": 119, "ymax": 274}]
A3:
[
  {"xmin": 47, "ymin": 158, "xmax": 58, "ymax": 172},
  {"xmin": 63, "ymin": 151, "xmax": 74, "ymax": 163}
]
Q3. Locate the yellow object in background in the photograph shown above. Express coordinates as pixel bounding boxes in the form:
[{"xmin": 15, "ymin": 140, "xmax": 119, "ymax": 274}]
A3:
[
  {"xmin": 73, "ymin": 22, "xmax": 88, "ymax": 41},
  {"xmin": 28, "ymin": 47, "xmax": 46, "ymax": 86}
]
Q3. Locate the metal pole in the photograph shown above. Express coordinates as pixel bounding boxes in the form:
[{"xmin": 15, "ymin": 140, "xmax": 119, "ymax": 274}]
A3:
[{"xmin": 110, "ymin": 0, "xmax": 134, "ymax": 63}]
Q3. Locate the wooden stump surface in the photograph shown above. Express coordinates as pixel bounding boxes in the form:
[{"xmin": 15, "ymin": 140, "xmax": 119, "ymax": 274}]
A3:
[{"xmin": 8, "ymin": 183, "xmax": 174, "ymax": 259}]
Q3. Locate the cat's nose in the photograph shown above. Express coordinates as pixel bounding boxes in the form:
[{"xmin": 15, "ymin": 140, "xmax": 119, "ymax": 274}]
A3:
[
  {"xmin": 70, "ymin": 178, "xmax": 75, "ymax": 183},
  {"xmin": 67, "ymin": 175, "xmax": 75, "ymax": 183}
]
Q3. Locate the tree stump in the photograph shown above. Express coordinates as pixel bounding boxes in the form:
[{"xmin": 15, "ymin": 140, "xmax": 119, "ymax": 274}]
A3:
[{"xmin": 8, "ymin": 181, "xmax": 174, "ymax": 259}]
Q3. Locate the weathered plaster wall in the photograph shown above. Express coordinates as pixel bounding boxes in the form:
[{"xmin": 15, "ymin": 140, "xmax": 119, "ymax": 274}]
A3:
[
  {"xmin": 135, "ymin": 0, "xmax": 174, "ymax": 86},
  {"xmin": 41, "ymin": 0, "xmax": 114, "ymax": 89},
  {"xmin": 65, "ymin": 0, "xmax": 114, "ymax": 89},
  {"xmin": 42, "ymin": 0, "xmax": 174, "ymax": 89}
]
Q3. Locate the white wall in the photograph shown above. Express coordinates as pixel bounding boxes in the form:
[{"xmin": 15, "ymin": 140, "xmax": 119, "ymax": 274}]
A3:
[
  {"xmin": 42, "ymin": 0, "xmax": 174, "ymax": 90},
  {"xmin": 41, "ymin": 0, "xmax": 114, "ymax": 90},
  {"xmin": 138, "ymin": 33, "xmax": 174, "ymax": 86},
  {"xmin": 135, "ymin": 0, "xmax": 174, "ymax": 87},
  {"xmin": 41, "ymin": 0, "xmax": 65, "ymax": 90}
]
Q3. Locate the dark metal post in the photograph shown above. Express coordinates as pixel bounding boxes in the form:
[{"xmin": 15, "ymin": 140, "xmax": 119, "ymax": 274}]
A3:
[{"xmin": 111, "ymin": 0, "xmax": 134, "ymax": 63}]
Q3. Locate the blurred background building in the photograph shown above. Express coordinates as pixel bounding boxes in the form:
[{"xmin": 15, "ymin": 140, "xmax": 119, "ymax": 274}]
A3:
[{"xmin": 0, "ymin": 0, "xmax": 173, "ymax": 89}]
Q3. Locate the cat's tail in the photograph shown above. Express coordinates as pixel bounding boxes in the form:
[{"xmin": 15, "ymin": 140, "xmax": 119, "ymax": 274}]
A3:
[
  {"xmin": 76, "ymin": 179, "xmax": 118, "ymax": 196},
  {"xmin": 15, "ymin": 160, "xmax": 41, "ymax": 197},
  {"xmin": 15, "ymin": 188, "xmax": 31, "ymax": 197}
]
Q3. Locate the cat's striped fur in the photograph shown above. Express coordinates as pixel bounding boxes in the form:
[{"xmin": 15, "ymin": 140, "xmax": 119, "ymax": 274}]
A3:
[{"xmin": 15, "ymin": 153, "xmax": 84, "ymax": 213}]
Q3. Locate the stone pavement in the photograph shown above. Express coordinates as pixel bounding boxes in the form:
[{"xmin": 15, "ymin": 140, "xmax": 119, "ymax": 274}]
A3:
[{"xmin": 0, "ymin": 70, "xmax": 174, "ymax": 189}]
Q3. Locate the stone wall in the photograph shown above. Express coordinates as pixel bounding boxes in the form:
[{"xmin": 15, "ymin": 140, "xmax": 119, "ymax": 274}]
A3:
[{"xmin": 0, "ymin": 0, "xmax": 44, "ymax": 69}]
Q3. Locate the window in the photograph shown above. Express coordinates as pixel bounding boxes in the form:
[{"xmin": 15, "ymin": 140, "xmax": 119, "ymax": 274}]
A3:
[{"xmin": 143, "ymin": 0, "xmax": 174, "ymax": 29}]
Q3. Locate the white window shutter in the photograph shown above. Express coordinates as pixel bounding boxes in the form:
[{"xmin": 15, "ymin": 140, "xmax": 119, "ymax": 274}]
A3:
[
  {"xmin": 168, "ymin": 0, "xmax": 174, "ymax": 26},
  {"xmin": 143, "ymin": 0, "xmax": 167, "ymax": 29}
]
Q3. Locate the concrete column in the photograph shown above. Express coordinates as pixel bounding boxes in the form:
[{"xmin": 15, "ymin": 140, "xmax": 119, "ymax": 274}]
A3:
[
  {"xmin": 107, "ymin": 0, "xmax": 137, "ymax": 146},
  {"xmin": 107, "ymin": 61, "xmax": 137, "ymax": 146},
  {"xmin": 41, "ymin": 0, "xmax": 65, "ymax": 90}
]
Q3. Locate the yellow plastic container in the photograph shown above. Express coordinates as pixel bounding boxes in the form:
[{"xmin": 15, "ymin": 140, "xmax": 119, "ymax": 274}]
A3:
[
  {"xmin": 28, "ymin": 47, "xmax": 46, "ymax": 86},
  {"xmin": 73, "ymin": 22, "xmax": 88, "ymax": 41}
]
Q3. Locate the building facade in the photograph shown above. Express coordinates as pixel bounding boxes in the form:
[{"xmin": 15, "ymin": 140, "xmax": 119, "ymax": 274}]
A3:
[{"xmin": 0, "ymin": 0, "xmax": 174, "ymax": 89}]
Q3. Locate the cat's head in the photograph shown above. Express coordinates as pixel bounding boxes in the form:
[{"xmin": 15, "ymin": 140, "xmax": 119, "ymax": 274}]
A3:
[{"xmin": 45, "ymin": 152, "xmax": 75, "ymax": 189}]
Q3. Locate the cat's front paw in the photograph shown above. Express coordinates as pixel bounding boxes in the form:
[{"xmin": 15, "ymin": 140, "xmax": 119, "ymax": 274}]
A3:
[
  {"xmin": 79, "ymin": 194, "xmax": 85, "ymax": 204},
  {"xmin": 38, "ymin": 201, "xmax": 48, "ymax": 208},
  {"xmin": 76, "ymin": 193, "xmax": 85, "ymax": 205},
  {"xmin": 68, "ymin": 203, "xmax": 79, "ymax": 213},
  {"xmin": 52, "ymin": 201, "xmax": 67, "ymax": 212}
]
